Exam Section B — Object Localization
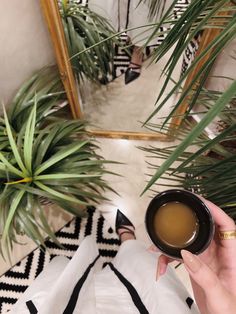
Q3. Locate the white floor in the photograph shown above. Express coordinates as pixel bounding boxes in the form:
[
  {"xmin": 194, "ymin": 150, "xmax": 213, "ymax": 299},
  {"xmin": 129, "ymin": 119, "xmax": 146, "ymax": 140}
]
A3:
[{"xmin": 81, "ymin": 46, "xmax": 182, "ymax": 134}]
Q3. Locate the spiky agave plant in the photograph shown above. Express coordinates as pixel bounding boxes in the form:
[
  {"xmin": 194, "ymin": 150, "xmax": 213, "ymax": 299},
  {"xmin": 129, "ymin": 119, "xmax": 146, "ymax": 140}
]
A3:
[
  {"xmin": 0, "ymin": 66, "xmax": 66, "ymax": 155},
  {"xmin": 7, "ymin": 65, "xmax": 67, "ymax": 132},
  {"xmin": 0, "ymin": 102, "xmax": 115, "ymax": 257}
]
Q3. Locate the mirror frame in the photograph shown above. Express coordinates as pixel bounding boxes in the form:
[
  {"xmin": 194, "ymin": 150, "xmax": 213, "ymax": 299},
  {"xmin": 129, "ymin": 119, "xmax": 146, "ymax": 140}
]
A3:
[
  {"xmin": 40, "ymin": 0, "xmax": 82, "ymax": 119},
  {"xmin": 40, "ymin": 0, "xmax": 171, "ymax": 141}
]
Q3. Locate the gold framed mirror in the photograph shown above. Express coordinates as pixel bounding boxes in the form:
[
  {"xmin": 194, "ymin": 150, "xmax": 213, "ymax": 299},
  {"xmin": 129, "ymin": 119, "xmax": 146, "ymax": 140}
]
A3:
[
  {"xmin": 40, "ymin": 0, "xmax": 175, "ymax": 141},
  {"xmin": 40, "ymin": 1, "xmax": 224, "ymax": 141}
]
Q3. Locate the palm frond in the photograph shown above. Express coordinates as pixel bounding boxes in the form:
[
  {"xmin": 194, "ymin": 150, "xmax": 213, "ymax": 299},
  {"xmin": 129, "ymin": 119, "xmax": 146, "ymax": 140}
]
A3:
[
  {"xmin": 140, "ymin": 0, "xmax": 236, "ymax": 221},
  {"xmin": 144, "ymin": 0, "xmax": 236, "ymax": 125},
  {"xmin": 142, "ymin": 80, "xmax": 236, "ymax": 194},
  {"xmin": 60, "ymin": 2, "xmax": 119, "ymax": 83},
  {"xmin": 141, "ymin": 83, "xmax": 236, "ymax": 219}
]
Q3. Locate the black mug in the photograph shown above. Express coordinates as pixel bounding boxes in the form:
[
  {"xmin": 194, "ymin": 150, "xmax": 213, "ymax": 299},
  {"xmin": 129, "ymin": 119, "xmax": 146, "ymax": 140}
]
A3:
[{"xmin": 145, "ymin": 189, "xmax": 215, "ymax": 259}]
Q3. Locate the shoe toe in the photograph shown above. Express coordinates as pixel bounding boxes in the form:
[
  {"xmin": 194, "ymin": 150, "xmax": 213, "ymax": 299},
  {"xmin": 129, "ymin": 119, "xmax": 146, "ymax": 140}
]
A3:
[
  {"xmin": 125, "ymin": 68, "xmax": 140, "ymax": 85},
  {"xmin": 115, "ymin": 209, "xmax": 134, "ymax": 232}
]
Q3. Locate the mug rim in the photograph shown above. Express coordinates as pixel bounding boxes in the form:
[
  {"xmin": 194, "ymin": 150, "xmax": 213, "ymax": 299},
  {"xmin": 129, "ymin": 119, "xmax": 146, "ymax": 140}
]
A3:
[{"xmin": 145, "ymin": 189, "xmax": 215, "ymax": 259}]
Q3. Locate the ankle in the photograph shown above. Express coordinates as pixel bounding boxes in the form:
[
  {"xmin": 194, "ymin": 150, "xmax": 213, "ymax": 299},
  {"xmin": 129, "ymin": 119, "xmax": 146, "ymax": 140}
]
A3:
[
  {"xmin": 117, "ymin": 226, "xmax": 135, "ymax": 243},
  {"xmin": 130, "ymin": 46, "xmax": 144, "ymax": 66},
  {"xmin": 120, "ymin": 232, "xmax": 135, "ymax": 242}
]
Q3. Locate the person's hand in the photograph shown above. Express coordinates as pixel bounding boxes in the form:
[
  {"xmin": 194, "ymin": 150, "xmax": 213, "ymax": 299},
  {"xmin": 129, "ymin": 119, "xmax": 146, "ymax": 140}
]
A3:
[{"xmin": 157, "ymin": 199, "xmax": 236, "ymax": 314}]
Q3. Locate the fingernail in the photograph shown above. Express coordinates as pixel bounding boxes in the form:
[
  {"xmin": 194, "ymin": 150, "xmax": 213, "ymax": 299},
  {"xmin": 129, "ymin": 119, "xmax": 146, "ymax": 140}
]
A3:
[
  {"xmin": 148, "ymin": 245, "xmax": 158, "ymax": 252},
  {"xmin": 156, "ymin": 262, "xmax": 160, "ymax": 281},
  {"xmin": 181, "ymin": 250, "xmax": 201, "ymax": 273},
  {"xmin": 156, "ymin": 261, "xmax": 163, "ymax": 281},
  {"xmin": 156, "ymin": 261, "xmax": 166, "ymax": 281}
]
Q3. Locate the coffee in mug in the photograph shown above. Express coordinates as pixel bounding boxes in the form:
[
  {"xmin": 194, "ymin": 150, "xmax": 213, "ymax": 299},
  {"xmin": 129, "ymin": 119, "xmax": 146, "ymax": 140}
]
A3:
[
  {"xmin": 145, "ymin": 189, "xmax": 214, "ymax": 259},
  {"xmin": 154, "ymin": 201, "xmax": 199, "ymax": 248}
]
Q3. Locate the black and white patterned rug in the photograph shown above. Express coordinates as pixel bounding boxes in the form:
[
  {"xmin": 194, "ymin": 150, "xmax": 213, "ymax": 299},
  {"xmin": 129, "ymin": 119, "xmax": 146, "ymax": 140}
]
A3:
[{"xmin": 0, "ymin": 207, "xmax": 120, "ymax": 314}]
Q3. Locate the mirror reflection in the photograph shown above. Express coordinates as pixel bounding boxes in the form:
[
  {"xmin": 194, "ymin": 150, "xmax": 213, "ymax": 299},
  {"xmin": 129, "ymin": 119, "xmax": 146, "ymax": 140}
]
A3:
[{"xmin": 58, "ymin": 0, "xmax": 188, "ymax": 136}]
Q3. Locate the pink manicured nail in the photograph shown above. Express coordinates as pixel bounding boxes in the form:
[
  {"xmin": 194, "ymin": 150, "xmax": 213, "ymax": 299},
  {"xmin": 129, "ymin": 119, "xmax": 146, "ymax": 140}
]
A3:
[
  {"xmin": 156, "ymin": 261, "xmax": 166, "ymax": 281},
  {"xmin": 181, "ymin": 250, "xmax": 201, "ymax": 273},
  {"xmin": 156, "ymin": 261, "xmax": 160, "ymax": 281},
  {"xmin": 148, "ymin": 245, "xmax": 158, "ymax": 252}
]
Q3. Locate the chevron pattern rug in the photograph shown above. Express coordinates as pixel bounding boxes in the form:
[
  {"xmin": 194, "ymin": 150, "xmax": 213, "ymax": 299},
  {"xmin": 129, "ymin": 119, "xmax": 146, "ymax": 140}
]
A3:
[{"xmin": 0, "ymin": 207, "xmax": 120, "ymax": 314}]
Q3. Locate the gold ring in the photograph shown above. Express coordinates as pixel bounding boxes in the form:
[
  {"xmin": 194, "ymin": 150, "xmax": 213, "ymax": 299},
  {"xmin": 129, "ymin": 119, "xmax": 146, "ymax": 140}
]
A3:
[{"xmin": 219, "ymin": 230, "xmax": 236, "ymax": 240}]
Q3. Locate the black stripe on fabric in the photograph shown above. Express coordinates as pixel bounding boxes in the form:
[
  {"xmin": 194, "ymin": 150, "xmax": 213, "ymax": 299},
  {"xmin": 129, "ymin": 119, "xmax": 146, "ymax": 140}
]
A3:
[
  {"xmin": 63, "ymin": 255, "xmax": 100, "ymax": 314},
  {"xmin": 108, "ymin": 263, "xmax": 149, "ymax": 314},
  {"xmin": 186, "ymin": 297, "xmax": 194, "ymax": 309},
  {"xmin": 26, "ymin": 300, "xmax": 38, "ymax": 314}
]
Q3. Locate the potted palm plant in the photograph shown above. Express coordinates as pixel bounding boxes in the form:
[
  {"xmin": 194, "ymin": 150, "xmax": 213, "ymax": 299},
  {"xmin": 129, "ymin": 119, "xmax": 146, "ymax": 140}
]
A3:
[
  {"xmin": 0, "ymin": 66, "xmax": 115, "ymax": 258},
  {"xmin": 59, "ymin": 0, "xmax": 119, "ymax": 84},
  {"xmin": 139, "ymin": 0, "xmax": 236, "ymax": 220}
]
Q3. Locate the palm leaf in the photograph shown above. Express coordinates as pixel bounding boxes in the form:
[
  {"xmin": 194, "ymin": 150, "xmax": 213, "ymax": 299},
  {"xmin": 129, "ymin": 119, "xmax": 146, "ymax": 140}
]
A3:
[
  {"xmin": 8, "ymin": 66, "xmax": 66, "ymax": 131},
  {"xmin": 1, "ymin": 189, "xmax": 25, "ymax": 247},
  {"xmin": 144, "ymin": 0, "xmax": 236, "ymax": 125},
  {"xmin": 142, "ymin": 0, "xmax": 168, "ymax": 19},
  {"xmin": 142, "ymin": 80, "xmax": 236, "ymax": 193},
  {"xmin": 23, "ymin": 101, "xmax": 36, "ymax": 174},
  {"xmin": 177, "ymin": 123, "xmax": 236, "ymax": 170},
  {"xmin": 35, "ymin": 173, "xmax": 102, "ymax": 180},
  {"xmin": 60, "ymin": 2, "xmax": 118, "ymax": 83},
  {"xmin": 34, "ymin": 141, "xmax": 89, "ymax": 176},
  {"xmin": 3, "ymin": 106, "xmax": 28, "ymax": 176},
  {"xmin": 34, "ymin": 181, "xmax": 88, "ymax": 206},
  {"xmin": 0, "ymin": 153, "xmax": 24, "ymax": 177}
]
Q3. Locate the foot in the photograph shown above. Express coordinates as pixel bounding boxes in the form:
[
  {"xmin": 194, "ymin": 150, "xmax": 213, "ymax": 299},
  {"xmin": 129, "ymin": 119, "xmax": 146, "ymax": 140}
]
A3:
[
  {"xmin": 115, "ymin": 209, "xmax": 135, "ymax": 242},
  {"xmin": 117, "ymin": 225, "xmax": 135, "ymax": 243},
  {"xmin": 129, "ymin": 46, "xmax": 143, "ymax": 69},
  {"xmin": 125, "ymin": 63, "xmax": 141, "ymax": 84},
  {"xmin": 125, "ymin": 46, "xmax": 143, "ymax": 84}
]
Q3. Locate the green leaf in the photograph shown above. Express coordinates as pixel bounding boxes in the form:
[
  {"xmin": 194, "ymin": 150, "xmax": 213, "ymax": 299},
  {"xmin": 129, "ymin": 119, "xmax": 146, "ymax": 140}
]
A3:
[
  {"xmin": 8, "ymin": 72, "xmax": 38, "ymax": 120},
  {"xmin": 142, "ymin": 80, "xmax": 236, "ymax": 194},
  {"xmin": 34, "ymin": 181, "xmax": 88, "ymax": 205},
  {"xmin": 33, "ymin": 125, "xmax": 60, "ymax": 168},
  {"xmin": 177, "ymin": 124, "xmax": 236, "ymax": 170},
  {"xmin": 2, "ymin": 189, "xmax": 25, "ymax": 246},
  {"xmin": 3, "ymin": 106, "xmax": 28, "ymax": 176},
  {"xmin": 23, "ymin": 101, "xmax": 36, "ymax": 174},
  {"xmin": 34, "ymin": 141, "xmax": 89, "ymax": 176},
  {"xmin": 0, "ymin": 152, "xmax": 24, "ymax": 177},
  {"xmin": 35, "ymin": 173, "xmax": 102, "ymax": 180},
  {"xmin": 61, "ymin": 3, "xmax": 117, "ymax": 83},
  {"xmin": 17, "ymin": 208, "xmax": 46, "ymax": 248},
  {"xmin": 35, "ymin": 200, "xmax": 63, "ymax": 248}
]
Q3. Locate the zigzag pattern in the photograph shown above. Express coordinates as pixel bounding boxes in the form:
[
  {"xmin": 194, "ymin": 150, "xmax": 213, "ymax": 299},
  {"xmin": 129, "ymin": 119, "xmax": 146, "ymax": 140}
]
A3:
[
  {"xmin": 0, "ymin": 207, "xmax": 119, "ymax": 313},
  {"xmin": 69, "ymin": 0, "xmax": 195, "ymax": 80},
  {"xmin": 111, "ymin": 2, "xmax": 191, "ymax": 80}
]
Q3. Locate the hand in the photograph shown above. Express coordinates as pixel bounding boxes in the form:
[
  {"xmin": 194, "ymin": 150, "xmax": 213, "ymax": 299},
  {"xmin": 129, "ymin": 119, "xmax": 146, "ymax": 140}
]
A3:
[{"xmin": 157, "ymin": 199, "xmax": 236, "ymax": 314}]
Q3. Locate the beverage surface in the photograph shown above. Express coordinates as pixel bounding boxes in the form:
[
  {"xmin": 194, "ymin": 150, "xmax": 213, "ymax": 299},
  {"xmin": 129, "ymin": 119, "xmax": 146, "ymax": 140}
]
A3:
[{"xmin": 154, "ymin": 201, "xmax": 199, "ymax": 248}]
